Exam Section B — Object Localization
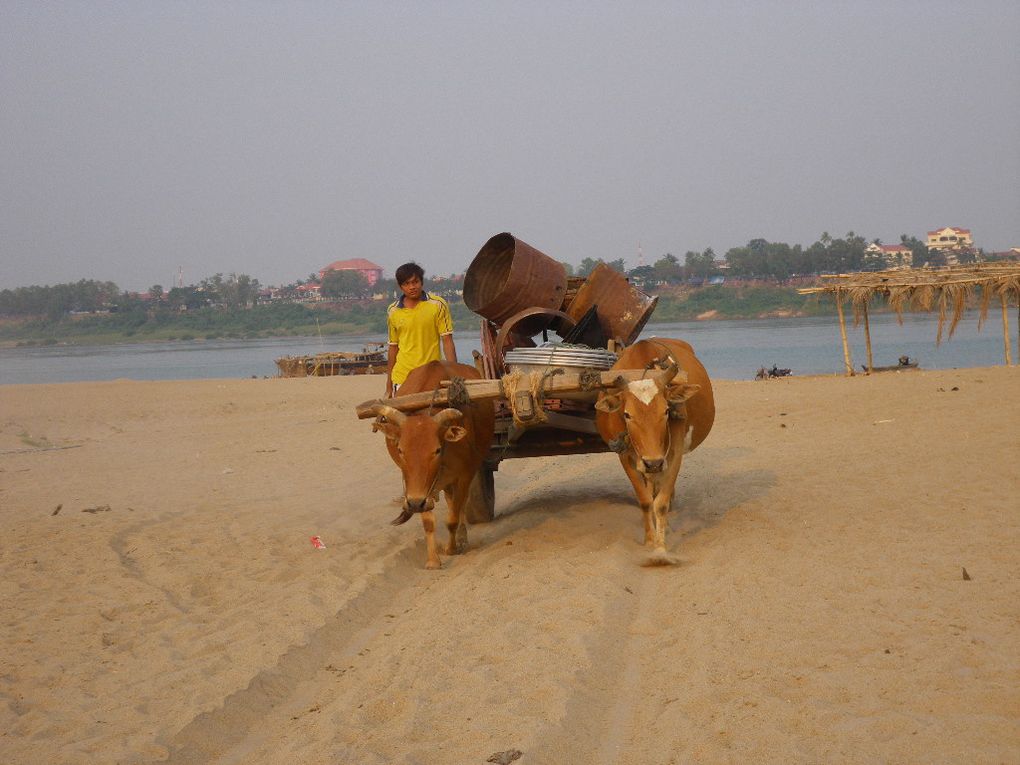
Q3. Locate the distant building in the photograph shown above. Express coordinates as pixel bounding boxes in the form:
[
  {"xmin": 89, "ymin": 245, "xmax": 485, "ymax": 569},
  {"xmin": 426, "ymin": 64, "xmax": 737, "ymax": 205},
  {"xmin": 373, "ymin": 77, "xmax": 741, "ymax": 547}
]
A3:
[
  {"xmin": 318, "ymin": 258, "xmax": 383, "ymax": 286},
  {"xmin": 926, "ymin": 227, "xmax": 973, "ymax": 251},
  {"xmin": 295, "ymin": 283, "xmax": 322, "ymax": 301},
  {"xmin": 865, "ymin": 243, "xmax": 913, "ymax": 270},
  {"xmin": 926, "ymin": 227, "xmax": 977, "ymax": 266},
  {"xmin": 256, "ymin": 288, "xmax": 279, "ymax": 305}
]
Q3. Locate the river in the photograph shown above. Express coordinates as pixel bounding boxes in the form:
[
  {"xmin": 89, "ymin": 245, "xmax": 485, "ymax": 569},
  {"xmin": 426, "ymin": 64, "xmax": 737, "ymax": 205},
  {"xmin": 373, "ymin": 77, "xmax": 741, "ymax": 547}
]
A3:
[{"xmin": 0, "ymin": 313, "xmax": 1010, "ymax": 386}]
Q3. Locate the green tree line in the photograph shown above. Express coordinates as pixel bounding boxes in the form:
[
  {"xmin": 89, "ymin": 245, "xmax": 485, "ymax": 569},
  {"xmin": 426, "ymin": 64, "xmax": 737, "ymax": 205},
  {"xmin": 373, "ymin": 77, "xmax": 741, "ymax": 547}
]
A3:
[
  {"xmin": 576, "ymin": 232, "xmax": 978, "ymax": 285},
  {"xmin": 1, "ymin": 284, "xmax": 835, "ymax": 347},
  {"xmin": 0, "ymin": 273, "xmax": 265, "ymax": 318},
  {"xmin": 0, "ymin": 279, "xmax": 122, "ymax": 319}
]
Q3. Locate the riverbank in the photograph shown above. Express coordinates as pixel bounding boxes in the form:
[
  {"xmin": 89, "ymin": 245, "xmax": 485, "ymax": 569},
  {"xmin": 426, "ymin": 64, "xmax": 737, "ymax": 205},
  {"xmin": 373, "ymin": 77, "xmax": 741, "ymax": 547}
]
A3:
[
  {"xmin": 0, "ymin": 285, "xmax": 840, "ymax": 348},
  {"xmin": 1, "ymin": 367, "xmax": 1017, "ymax": 763}
]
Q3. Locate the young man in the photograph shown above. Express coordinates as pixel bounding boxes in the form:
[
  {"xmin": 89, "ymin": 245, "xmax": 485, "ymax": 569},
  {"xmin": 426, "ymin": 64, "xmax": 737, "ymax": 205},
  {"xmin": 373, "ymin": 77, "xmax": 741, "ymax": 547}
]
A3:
[{"xmin": 385, "ymin": 262, "xmax": 457, "ymax": 397}]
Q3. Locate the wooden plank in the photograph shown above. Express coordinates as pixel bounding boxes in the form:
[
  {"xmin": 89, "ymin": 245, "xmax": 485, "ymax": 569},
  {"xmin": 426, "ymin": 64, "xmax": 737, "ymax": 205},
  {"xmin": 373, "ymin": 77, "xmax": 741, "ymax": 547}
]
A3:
[
  {"xmin": 540, "ymin": 410, "xmax": 600, "ymax": 434},
  {"xmin": 354, "ymin": 367, "xmax": 685, "ymax": 419}
]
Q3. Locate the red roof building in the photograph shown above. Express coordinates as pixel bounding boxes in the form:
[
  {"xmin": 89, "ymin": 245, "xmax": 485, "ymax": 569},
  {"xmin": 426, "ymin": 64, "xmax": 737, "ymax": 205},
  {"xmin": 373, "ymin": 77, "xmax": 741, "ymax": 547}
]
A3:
[
  {"xmin": 926, "ymin": 227, "xmax": 973, "ymax": 250},
  {"xmin": 318, "ymin": 258, "xmax": 384, "ymax": 286}
]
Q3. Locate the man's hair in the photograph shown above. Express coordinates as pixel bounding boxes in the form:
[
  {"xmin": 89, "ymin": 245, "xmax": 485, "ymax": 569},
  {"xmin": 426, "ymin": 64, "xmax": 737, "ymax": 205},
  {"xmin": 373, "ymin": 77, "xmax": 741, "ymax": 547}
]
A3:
[{"xmin": 395, "ymin": 262, "xmax": 425, "ymax": 285}]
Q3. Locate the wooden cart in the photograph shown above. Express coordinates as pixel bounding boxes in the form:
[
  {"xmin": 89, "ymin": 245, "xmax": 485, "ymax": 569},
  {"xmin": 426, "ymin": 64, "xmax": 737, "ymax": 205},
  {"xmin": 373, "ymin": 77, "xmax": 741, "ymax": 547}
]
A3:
[{"xmin": 355, "ymin": 233, "xmax": 662, "ymax": 523}]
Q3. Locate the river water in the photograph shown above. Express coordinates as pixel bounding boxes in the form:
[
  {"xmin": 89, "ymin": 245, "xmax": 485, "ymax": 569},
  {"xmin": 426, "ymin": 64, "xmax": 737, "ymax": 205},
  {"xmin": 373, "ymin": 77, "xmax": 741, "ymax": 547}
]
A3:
[{"xmin": 0, "ymin": 313, "xmax": 1010, "ymax": 386}]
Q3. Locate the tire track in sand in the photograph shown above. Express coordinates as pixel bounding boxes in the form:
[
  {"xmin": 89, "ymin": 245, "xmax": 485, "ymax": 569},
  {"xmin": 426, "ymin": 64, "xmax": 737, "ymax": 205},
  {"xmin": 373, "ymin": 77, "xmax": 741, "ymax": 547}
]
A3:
[
  {"xmin": 526, "ymin": 560, "xmax": 664, "ymax": 765},
  {"xmin": 160, "ymin": 542, "xmax": 421, "ymax": 764},
  {"xmin": 504, "ymin": 451, "xmax": 688, "ymax": 764}
]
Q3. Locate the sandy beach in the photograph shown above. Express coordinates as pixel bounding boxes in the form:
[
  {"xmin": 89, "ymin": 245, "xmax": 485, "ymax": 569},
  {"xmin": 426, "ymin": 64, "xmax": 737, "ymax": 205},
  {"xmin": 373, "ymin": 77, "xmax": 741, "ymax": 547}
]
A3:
[{"xmin": 1, "ymin": 366, "xmax": 1018, "ymax": 764}]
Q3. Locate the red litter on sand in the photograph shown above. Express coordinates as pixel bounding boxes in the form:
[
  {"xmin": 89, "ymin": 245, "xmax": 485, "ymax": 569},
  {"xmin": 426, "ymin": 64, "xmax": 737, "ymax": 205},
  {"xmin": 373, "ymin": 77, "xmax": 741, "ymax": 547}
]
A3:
[{"xmin": 310, "ymin": 536, "xmax": 326, "ymax": 549}]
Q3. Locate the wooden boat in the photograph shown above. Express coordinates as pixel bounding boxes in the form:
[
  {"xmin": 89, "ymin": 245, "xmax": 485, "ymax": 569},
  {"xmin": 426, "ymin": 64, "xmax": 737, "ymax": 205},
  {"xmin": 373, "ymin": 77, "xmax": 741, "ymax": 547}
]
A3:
[
  {"xmin": 862, "ymin": 356, "xmax": 919, "ymax": 373},
  {"xmin": 276, "ymin": 343, "xmax": 387, "ymax": 377}
]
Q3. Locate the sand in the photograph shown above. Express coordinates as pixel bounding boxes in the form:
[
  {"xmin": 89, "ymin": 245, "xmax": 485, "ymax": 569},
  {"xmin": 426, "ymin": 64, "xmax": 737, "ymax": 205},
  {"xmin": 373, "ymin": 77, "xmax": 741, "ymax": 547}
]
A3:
[{"xmin": 1, "ymin": 366, "xmax": 1018, "ymax": 764}]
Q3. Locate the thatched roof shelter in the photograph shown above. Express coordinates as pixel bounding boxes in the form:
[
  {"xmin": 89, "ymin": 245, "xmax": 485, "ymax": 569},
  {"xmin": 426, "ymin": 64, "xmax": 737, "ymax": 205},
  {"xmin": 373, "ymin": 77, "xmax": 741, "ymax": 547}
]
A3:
[{"xmin": 798, "ymin": 263, "xmax": 1020, "ymax": 374}]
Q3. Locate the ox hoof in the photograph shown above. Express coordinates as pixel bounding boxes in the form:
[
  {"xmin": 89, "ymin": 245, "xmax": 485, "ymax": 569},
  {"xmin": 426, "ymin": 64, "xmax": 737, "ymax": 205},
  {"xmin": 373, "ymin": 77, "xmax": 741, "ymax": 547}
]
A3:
[
  {"xmin": 641, "ymin": 549, "xmax": 680, "ymax": 567},
  {"xmin": 425, "ymin": 559, "xmax": 443, "ymax": 571}
]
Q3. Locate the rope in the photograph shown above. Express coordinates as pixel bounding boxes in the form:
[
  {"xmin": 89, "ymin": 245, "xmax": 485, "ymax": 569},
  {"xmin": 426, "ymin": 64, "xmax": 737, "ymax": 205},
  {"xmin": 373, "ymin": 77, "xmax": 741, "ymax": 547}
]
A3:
[
  {"xmin": 427, "ymin": 384, "xmax": 443, "ymax": 415},
  {"xmin": 446, "ymin": 376, "xmax": 470, "ymax": 408},
  {"xmin": 578, "ymin": 368, "xmax": 602, "ymax": 390},
  {"xmin": 500, "ymin": 369, "xmax": 549, "ymax": 427},
  {"xmin": 500, "ymin": 369, "xmax": 522, "ymax": 405},
  {"xmin": 424, "ymin": 375, "xmax": 471, "ymax": 415},
  {"xmin": 533, "ymin": 367, "xmax": 563, "ymax": 405}
]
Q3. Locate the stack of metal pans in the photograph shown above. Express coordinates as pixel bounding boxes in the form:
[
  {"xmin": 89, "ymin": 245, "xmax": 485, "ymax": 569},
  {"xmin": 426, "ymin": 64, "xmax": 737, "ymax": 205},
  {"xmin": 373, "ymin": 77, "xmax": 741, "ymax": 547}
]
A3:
[{"xmin": 504, "ymin": 343, "xmax": 617, "ymax": 371}]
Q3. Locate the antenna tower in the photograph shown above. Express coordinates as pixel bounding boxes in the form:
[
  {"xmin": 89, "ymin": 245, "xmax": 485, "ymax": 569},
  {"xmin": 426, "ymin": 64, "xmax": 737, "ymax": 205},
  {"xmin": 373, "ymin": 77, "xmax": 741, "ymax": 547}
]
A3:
[{"xmin": 177, "ymin": 266, "xmax": 183, "ymax": 288}]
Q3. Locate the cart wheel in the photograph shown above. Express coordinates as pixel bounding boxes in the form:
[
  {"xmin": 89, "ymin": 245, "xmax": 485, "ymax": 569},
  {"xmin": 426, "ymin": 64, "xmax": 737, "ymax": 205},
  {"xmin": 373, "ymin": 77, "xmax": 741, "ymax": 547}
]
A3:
[{"xmin": 464, "ymin": 464, "xmax": 495, "ymax": 524}]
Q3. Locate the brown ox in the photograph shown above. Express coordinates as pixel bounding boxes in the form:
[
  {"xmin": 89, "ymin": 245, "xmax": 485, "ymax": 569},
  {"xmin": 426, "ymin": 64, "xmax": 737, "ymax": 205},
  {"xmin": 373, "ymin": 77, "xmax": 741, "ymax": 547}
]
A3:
[
  {"xmin": 368, "ymin": 361, "xmax": 496, "ymax": 570},
  {"xmin": 594, "ymin": 338, "xmax": 715, "ymax": 565}
]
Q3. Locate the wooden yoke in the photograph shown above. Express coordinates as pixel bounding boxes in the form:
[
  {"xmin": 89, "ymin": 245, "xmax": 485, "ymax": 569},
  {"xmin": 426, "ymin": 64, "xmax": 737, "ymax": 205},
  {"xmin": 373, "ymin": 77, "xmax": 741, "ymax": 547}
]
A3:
[{"xmin": 354, "ymin": 368, "xmax": 688, "ymax": 420}]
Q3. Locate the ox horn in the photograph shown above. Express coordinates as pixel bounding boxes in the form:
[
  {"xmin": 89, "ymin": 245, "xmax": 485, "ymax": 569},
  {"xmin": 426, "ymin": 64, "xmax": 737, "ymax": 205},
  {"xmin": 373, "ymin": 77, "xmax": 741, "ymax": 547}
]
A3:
[
  {"xmin": 369, "ymin": 404, "xmax": 407, "ymax": 427},
  {"xmin": 432, "ymin": 408, "xmax": 464, "ymax": 430},
  {"xmin": 651, "ymin": 356, "xmax": 679, "ymax": 387},
  {"xmin": 390, "ymin": 506, "xmax": 415, "ymax": 525}
]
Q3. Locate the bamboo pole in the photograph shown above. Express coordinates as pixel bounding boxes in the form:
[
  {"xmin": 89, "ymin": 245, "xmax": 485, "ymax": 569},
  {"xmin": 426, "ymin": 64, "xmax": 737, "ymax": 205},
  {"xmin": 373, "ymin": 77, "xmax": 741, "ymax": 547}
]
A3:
[
  {"xmin": 1002, "ymin": 293, "xmax": 1013, "ymax": 366},
  {"xmin": 835, "ymin": 289, "xmax": 854, "ymax": 376},
  {"xmin": 862, "ymin": 302, "xmax": 873, "ymax": 373},
  {"xmin": 800, "ymin": 278, "xmax": 1004, "ymax": 295}
]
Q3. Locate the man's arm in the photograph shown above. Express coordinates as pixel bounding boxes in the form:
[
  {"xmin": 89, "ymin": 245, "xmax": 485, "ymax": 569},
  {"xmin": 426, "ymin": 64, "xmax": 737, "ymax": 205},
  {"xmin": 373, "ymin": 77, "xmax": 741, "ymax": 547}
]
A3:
[
  {"xmin": 441, "ymin": 333, "xmax": 457, "ymax": 364},
  {"xmin": 385, "ymin": 343, "xmax": 398, "ymax": 397}
]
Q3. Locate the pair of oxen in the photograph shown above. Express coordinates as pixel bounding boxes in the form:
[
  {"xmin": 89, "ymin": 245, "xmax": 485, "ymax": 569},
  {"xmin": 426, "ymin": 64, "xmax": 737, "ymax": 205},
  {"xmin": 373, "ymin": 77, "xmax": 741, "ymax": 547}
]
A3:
[{"xmin": 367, "ymin": 339, "xmax": 715, "ymax": 569}]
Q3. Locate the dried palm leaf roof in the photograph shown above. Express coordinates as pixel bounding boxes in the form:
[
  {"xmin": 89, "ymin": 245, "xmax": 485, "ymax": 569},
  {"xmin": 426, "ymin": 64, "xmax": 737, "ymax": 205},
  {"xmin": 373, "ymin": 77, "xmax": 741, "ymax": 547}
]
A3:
[{"xmin": 799, "ymin": 263, "xmax": 1020, "ymax": 343}]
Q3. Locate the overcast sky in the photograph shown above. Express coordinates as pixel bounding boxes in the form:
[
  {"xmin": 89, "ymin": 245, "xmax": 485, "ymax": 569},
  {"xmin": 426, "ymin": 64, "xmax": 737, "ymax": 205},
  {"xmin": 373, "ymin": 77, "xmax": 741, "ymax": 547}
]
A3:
[{"xmin": 2, "ymin": 1, "xmax": 1018, "ymax": 292}]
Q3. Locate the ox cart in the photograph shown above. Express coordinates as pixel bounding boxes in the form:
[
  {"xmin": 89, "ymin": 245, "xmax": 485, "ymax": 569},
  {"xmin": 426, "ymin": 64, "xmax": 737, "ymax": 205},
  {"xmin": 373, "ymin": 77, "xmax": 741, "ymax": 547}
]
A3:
[{"xmin": 356, "ymin": 232, "xmax": 665, "ymax": 523}]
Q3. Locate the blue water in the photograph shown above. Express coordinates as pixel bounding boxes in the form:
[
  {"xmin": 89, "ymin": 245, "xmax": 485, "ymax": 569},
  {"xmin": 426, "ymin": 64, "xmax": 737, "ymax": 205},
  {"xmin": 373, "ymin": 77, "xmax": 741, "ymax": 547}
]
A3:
[{"xmin": 0, "ymin": 313, "xmax": 1011, "ymax": 386}]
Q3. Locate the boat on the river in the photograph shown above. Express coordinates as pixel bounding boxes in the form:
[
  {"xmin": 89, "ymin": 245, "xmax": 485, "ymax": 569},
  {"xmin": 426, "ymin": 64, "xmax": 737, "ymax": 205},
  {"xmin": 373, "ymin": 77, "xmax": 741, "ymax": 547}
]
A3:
[
  {"xmin": 276, "ymin": 343, "xmax": 387, "ymax": 377},
  {"xmin": 862, "ymin": 355, "xmax": 920, "ymax": 373}
]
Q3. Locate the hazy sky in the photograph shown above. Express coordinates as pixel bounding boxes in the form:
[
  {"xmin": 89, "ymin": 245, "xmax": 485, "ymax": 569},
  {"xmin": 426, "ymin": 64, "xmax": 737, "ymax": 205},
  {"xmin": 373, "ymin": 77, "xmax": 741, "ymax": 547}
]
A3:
[{"xmin": 3, "ymin": 1, "xmax": 1018, "ymax": 291}]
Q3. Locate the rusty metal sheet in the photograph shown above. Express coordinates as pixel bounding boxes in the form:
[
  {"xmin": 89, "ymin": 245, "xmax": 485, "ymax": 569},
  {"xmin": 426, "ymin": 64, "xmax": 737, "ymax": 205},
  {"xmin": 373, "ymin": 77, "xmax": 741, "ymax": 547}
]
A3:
[
  {"xmin": 463, "ymin": 233, "xmax": 567, "ymax": 334},
  {"xmin": 564, "ymin": 263, "xmax": 658, "ymax": 346},
  {"xmin": 493, "ymin": 308, "xmax": 574, "ymax": 359}
]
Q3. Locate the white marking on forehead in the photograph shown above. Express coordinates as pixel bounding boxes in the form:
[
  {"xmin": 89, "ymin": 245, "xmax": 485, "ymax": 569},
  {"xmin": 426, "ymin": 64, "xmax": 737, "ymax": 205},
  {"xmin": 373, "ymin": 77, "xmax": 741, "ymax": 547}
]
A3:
[{"xmin": 628, "ymin": 379, "xmax": 659, "ymax": 405}]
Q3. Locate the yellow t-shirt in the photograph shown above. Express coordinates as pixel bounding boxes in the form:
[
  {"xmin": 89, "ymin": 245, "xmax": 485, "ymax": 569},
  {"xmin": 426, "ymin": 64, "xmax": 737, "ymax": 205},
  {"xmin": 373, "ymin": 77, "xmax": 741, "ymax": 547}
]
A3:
[{"xmin": 387, "ymin": 293, "xmax": 454, "ymax": 384}]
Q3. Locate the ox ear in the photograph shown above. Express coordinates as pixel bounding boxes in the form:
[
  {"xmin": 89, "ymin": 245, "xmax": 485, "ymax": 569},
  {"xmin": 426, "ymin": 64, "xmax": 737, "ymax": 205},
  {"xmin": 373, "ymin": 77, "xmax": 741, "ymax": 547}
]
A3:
[
  {"xmin": 665, "ymin": 382, "xmax": 701, "ymax": 404},
  {"xmin": 595, "ymin": 392, "xmax": 622, "ymax": 414},
  {"xmin": 443, "ymin": 425, "xmax": 468, "ymax": 443},
  {"xmin": 665, "ymin": 383, "xmax": 699, "ymax": 420}
]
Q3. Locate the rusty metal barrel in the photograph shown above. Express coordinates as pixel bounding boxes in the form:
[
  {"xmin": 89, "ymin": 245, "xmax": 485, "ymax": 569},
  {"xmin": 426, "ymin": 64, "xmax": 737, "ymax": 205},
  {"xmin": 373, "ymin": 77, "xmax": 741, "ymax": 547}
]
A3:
[{"xmin": 463, "ymin": 233, "xmax": 567, "ymax": 336}]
